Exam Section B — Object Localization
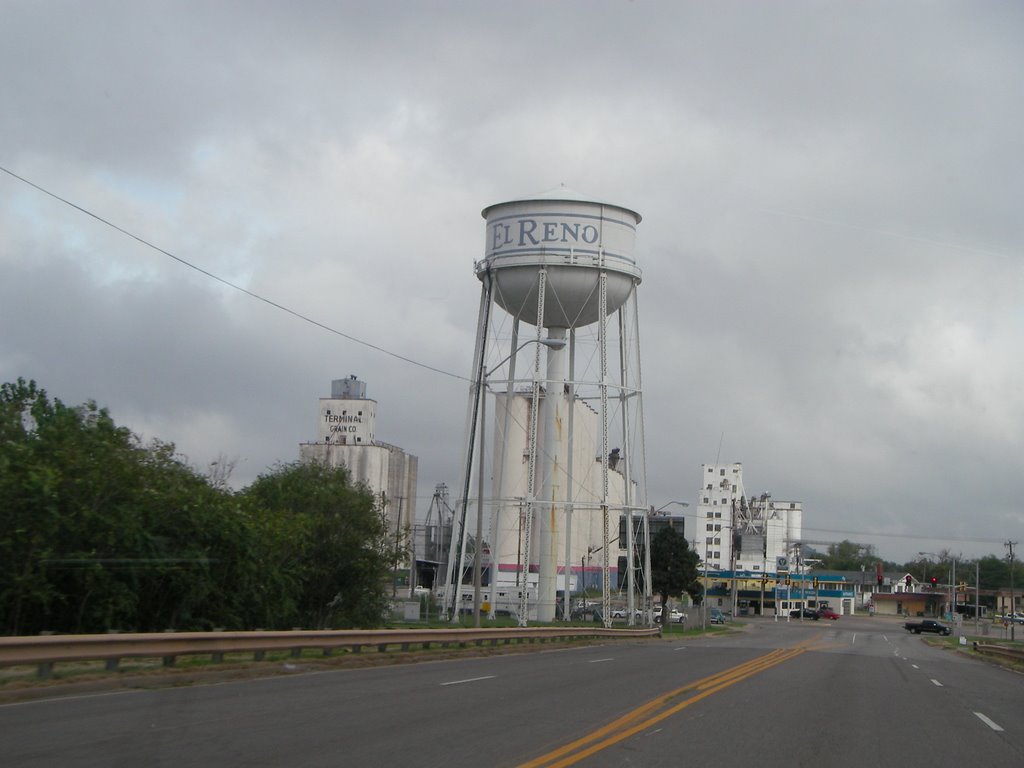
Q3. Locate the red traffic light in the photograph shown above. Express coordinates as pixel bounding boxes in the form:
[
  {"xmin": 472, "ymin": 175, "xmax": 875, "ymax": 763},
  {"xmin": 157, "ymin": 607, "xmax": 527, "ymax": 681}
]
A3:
[{"xmin": 930, "ymin": 576, "xmax": 938, "ymax": 587}]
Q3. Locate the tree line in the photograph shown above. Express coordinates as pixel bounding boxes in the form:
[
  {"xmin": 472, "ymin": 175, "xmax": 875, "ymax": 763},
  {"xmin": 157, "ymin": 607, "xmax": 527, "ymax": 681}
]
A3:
[
  {"xmin": 819, "ymin": 540, "xmax": 1024, "ymax": 589},
  {"xmin": 0, "ymin": 379, "xmax": 393, "ymax": 636}
]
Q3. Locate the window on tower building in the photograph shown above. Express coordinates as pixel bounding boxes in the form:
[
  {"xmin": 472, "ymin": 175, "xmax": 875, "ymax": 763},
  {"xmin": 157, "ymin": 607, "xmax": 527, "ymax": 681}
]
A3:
[{"xmin": 720, "ymin": 468, "xmax": 725, "ymax": 475}]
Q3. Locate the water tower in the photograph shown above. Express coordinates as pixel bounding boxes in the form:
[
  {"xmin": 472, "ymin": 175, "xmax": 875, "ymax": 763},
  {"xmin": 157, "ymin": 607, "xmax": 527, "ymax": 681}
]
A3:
[{"xmin": 443, "ymin": 187, "xmax": 650, "ymax": 626}]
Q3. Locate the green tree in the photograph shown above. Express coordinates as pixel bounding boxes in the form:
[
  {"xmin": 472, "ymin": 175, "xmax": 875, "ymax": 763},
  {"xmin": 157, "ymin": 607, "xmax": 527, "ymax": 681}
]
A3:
[
  {"xmin": 243, "ymin": 461, "xmax": 390, "ymax": 629},
  {"xmin": 649, "ymin": 526, "xmax": 701, "ymax": 613},
  {"xmin": 0, "ymin": 378, "xmax": 256, "ymax": 634},
  {"xmin": 974, "ymin": 555, "xmax": 1012, "ymax": 590},
  {"xmin": 821, "ymin": 540, "xmax": 877, "ymax": 571}
]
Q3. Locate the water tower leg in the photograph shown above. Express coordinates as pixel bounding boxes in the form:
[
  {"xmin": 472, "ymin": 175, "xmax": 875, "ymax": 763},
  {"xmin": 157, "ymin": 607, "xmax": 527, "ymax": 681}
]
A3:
[{"xmin": 537, "ymin": 327, "xmax": 567, "ymax": 622}]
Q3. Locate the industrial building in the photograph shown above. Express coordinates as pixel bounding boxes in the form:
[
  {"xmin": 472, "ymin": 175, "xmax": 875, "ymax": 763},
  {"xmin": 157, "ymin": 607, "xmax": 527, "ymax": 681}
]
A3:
[
  {"xmin": 697, "ymin": 462, "xmax": 801, "ymax": 574},
  {"xmin": 299, "ymin": 376, "xmax": 418, "ymax": 543}
]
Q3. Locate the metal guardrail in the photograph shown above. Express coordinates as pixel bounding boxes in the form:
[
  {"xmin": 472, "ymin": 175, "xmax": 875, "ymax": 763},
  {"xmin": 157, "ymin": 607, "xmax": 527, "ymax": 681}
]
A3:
[
  {"xmin": 0, "ymin": 626, "xmax": 660, "ymax": 679},
  {"xmin": 972, "ymin": 643, "xmax": 1024, "ymax": 662}
]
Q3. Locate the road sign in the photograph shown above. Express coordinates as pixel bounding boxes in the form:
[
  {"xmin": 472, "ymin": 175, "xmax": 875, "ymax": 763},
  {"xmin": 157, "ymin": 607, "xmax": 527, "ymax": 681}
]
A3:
[{"xmin": 776, "ymin": 556, "xmax": 789, "ymax": 572}]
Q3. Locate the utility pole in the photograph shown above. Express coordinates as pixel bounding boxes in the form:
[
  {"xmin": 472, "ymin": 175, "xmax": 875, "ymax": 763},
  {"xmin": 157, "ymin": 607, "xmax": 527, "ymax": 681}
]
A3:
[
  {"xmin": 950, "ymin": 558, "xmax": 956, "ymax": 625},
  {"xmin": 975, "ymin": 559, "xmax": 980, "ymax": 635},
  {"xmin": 1007, "ymin": 541, "xmax": 1017, "ymax": 642}
]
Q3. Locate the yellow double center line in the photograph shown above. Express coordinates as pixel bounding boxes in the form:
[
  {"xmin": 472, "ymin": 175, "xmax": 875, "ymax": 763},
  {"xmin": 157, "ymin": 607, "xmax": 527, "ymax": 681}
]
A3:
[{"xmin": 519, "ymin": 634, "xmax": 823, "ymax": 768}]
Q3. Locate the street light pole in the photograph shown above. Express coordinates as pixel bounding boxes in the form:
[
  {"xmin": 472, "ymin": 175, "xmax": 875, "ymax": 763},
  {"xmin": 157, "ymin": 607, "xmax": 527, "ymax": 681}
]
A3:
[
  {"xmin": 1007, "ymin": 541, "xmax": 1017, "ymax": 643},
  {"xmin": 472, "ymin": 336, "xmax": 566, "ymax": 627}
]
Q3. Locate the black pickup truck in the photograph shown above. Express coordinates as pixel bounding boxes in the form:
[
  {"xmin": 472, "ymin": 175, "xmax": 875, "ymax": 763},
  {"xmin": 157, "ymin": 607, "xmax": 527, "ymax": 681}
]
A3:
[{"xmin": 904, "ymin": 619, "xmax": 951, "ymax": 635}]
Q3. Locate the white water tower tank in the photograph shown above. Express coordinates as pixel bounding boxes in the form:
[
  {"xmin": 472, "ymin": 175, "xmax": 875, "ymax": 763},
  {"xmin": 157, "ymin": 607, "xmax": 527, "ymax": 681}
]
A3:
[{"xmin": 479, "ymin": 188, "xmax": 642, "ymax": 329}]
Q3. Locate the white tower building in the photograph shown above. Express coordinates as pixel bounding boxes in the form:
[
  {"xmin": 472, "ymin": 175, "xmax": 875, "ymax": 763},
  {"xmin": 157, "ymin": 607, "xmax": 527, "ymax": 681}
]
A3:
[
  {"xmin": 696, "ymin": 462, "xmax": 803, "ymax": 588},
  {"xmin": 444, "ymin": 188, "xmax": 648, "ymax": 626},
  {"xmin": 300, "ymin": 376, "xmax": 418, "ymax": 538}
]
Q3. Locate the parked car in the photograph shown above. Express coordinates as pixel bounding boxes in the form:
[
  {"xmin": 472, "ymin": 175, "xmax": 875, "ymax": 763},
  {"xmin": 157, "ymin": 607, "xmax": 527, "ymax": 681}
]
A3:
[
  {"xmin": 709, "ymin": 608, "xmax": 726, "ymax": 624},
  {"xmin": 654, "ymin": 607, "xmax": 686, "ymax": 623},
  {"xmin": 610, "ymin": 607, "xmax": 646, "ymax": 621},
  {"xmin": 816, "ymin": 608, "xmax": 840, "ymax": 620},
  {"xmin": 789, "ymin": 608, "xmax": 819, "ymax": 619}
]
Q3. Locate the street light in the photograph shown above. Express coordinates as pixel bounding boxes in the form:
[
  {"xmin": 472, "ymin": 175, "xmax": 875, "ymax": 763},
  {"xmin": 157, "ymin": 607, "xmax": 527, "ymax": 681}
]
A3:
[
  {"xmin": 470, "ymin": 336, "xmax": 567, "ymax": 627},
  {"xmin": 654, "ymin": 501, "xmax": 690, "ymax": 514}
]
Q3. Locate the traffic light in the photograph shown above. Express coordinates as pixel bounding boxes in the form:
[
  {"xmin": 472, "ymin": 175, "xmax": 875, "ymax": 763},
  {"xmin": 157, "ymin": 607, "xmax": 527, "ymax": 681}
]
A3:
[
  {"xmin": 930, "ymin": 576, "xmax": 938, "ymax": 589},
  {"xmin": 905, "ymin": 574, "xmax": 912, "ymax": 587},
  {"xmin": 812, "ymin": 577, "xmax": 819, "ymax": 589}
]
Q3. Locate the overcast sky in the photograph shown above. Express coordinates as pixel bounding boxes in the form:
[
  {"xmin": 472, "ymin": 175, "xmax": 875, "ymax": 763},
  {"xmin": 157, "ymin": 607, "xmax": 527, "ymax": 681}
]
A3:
[{"xmin": 2, "ymin": 1, "xmax": 1022, "ymax": 564}]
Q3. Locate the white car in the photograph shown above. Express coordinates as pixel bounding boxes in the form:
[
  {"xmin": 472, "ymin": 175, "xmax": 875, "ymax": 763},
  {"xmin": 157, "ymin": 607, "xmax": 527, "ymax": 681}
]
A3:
[{"xmin": 654, "ymin": 607, "xmax": 686, "ymax": 623}]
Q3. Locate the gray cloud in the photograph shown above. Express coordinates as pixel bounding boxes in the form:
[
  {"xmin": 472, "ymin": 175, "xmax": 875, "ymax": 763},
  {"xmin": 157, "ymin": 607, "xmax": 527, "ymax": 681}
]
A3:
[{"xmin": 2, "ymin": 1, "xmax": 1021, "ymax": 562}]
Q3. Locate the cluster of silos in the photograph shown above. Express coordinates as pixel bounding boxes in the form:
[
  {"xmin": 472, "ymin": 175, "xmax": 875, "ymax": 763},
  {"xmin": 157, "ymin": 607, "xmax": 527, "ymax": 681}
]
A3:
[{"xmin": 443, "ymin": 187, "xmax": 649, "ymax": 626}]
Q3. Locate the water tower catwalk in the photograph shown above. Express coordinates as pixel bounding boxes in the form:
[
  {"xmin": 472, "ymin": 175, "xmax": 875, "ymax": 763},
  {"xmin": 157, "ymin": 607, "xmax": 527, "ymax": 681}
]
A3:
[{"xmin": 444, "ymin": 188, "xmax": 650, "ymax": 627}]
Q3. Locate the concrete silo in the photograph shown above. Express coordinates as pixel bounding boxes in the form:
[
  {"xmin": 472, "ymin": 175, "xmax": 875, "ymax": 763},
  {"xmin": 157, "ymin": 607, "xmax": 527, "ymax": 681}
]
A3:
[{"xmin": 444, "ymin": 187, "xmax": 649, "ymax": 627}]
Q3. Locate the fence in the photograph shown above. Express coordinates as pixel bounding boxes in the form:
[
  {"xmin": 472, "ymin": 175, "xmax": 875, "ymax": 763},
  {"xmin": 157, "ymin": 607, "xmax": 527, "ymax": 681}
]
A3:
[
  {"xmin": 972, "ymin": 643, "xmax": 1024, "ymax": 663},
  {"xmin": 0, "ymin": 625, "xmax": 660, "ymax": 679}
]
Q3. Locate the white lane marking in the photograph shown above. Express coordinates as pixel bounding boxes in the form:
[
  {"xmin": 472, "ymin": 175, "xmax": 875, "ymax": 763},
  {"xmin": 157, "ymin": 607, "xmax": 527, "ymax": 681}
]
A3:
[
  {"xmin": 883, "ymin": 635, "xmax": 889, "ymax": 642},
  {"xmin": 588, "ymin": 658, "xmax": 614, "ymax": 664},
  {"xmin": 852, "ymin": 633, "xmax": 857, "ymax": 644},
  {"xmin": 673, "ymin": 647, "xmax": 687, "ymax": 651},
  {"xmin": 931, "ymin": 679, "xmax": 943, "ymax": 687},
  {"xmin": 974, "ymin": 712, "xmax": 1004, "ymax": 732},
  {"xmin": 912, "ymin": 664, "xmax": 919, "ymax": 669},
  {"xmin": 440, "ymin": 675, "xmax": 495, "ymax": 686},
  {"xmin": 0, "ymin": 689, "xmax": 139, "ymax": 708}
]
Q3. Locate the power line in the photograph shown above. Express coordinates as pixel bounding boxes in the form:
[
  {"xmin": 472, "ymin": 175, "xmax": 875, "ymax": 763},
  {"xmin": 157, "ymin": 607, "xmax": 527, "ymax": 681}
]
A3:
[
  {"xmin": 666, "ymin": 510, "xmax": 1004, "ymax": 549},
  {"xmin": 800, "ymin": 525, "xmax": 1004, "ymax": 547},
  {"xmin": 0, "ymin": 164, "xmax": 469, "ymax": 383}
]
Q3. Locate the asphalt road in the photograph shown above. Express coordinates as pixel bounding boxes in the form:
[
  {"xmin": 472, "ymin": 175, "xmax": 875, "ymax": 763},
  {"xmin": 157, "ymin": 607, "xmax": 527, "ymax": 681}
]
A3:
[{"xmin": 2, "ymin": 616, "xmax": 1022, "ymax": 767}]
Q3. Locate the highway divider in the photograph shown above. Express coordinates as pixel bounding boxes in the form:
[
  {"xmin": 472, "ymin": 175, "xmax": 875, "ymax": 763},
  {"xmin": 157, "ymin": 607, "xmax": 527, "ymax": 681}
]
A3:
[
  {"xmin": 0, "ymin": 626, "xmax": 661, "ymax": 679},
  {"xmin": 972, "ymin": 642, "xmax": 1024, "ymax": 662}
]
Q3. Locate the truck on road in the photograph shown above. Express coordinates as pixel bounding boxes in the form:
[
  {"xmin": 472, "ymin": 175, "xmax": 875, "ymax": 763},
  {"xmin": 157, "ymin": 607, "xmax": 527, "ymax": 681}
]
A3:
[{"xmin": 904, "ymin": 619, "xmax": 951, "ymax": 635}]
